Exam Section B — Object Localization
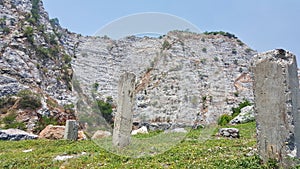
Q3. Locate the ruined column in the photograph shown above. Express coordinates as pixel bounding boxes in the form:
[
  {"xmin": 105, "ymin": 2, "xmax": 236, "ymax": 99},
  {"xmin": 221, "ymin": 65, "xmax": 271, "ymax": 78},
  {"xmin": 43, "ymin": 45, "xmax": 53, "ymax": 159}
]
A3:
[
  {"xmin": 64, "ymin": 120, "xmax": 78, "ymax": 141},
  {"xmin": 113, "ymin": 72, "xmax": 136, "ymax": 148},
  {"xmin": 253, "ymin": 49, "xmax": 300, "ymax": 167}
]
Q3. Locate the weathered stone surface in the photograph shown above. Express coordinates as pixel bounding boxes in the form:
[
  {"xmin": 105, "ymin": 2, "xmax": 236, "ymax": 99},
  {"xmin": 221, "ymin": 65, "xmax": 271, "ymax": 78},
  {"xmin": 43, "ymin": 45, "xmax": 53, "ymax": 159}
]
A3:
[
  {"xmin": 39, "ymin": 125, "xmax": 65, "ymax": 140},
  {"xmin": 230, "ymin": 105, "xmax": 255, "ymax": 124},
  {"xmin": 0, "ymin": 129, "xmax": 38, "ymax": 141},
  {"xmin": 91, "ymin": 130, "xmax": 112, "ymax": 139},
  {"xmin": 73, "ymin": 31, "xmax": 257, "ymax": 127},
  {"xmin": 253, "ymin": 49, "xmax": 300, "ymax": 167},
  {"xmin": 113, "ymin": 72, "xmax": 136, "ymax": 148},
  {"xmin": 131, "ymin": 126, "xmax": 148, "ymax": 135},
  {"xmin": 218, "ymin": 128, "xmax": 239, "ymax": 138},
  {"xmin": 64, "ymin": 120, "xmax": 78, "ymax": 141}
]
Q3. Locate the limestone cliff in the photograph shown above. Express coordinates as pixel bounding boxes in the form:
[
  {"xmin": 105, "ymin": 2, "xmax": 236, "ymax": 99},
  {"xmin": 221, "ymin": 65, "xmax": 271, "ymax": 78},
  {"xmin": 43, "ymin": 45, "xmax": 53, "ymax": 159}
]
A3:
[
  {"xmin": 73, "ymin": 31, "xmax": 257, "ymax": 126},
  {"xmin": 0, "ymin": 0, "xmax": 258, "ymax": 131}
]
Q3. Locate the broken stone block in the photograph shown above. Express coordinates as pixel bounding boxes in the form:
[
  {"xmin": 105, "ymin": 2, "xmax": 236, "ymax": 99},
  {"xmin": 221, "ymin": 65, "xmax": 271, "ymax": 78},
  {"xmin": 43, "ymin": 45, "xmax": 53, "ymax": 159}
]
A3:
[
  {"xmin": 64, "ymin": 120, "xmax": 78, "ymax": 141},
  {"xmin": 112, "ymin": 72, "xmax": 136, "ymax": 148},
  {"xmin": 253, "ymin": 49, "xmax": 300, "ymax": 168}
]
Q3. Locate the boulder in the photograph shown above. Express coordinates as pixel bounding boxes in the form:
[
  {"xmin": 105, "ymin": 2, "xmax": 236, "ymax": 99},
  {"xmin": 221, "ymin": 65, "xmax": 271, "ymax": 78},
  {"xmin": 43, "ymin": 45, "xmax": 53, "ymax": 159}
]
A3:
[
  {"xmin": 218, "ymin": 128, "xmax": 239, "ymax": 138},
  {"xmin": 39, "ymin": 125, "xmax": 65, "ymax": 140},
  {"xmin": 91, "ymin": 130, "xmax": 112, "ymax": 139},
  {"xmin": 131, "ymin": 126, "xmax": 148, "ymax": 135},
  {"xmin": 0, "ymin": 129, "xmax": 38, "ymax": 141},
  {"xmin": 78, "ymin": 131, "xmax": 87, "ymax": 140},
  {"xmin": 230, "ymin": 105, "xmax": 255, "ymax": 124},
  {"xmin": 39, "ymin": 125, "xmax": 87, "ymax": 140}
]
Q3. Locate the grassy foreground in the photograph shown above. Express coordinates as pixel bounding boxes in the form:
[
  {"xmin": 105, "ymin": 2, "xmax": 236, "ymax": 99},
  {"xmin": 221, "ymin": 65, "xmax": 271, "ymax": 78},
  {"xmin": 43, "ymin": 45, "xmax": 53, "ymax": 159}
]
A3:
[{"xmin": 0, "ymin": 122, "xmax": 280, "ymax": 168}]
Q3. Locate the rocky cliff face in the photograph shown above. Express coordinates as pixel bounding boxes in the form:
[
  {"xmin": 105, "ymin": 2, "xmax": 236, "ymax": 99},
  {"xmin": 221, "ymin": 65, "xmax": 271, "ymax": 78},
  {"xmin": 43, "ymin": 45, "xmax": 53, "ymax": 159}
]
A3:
[
  {"xmin": 0, "ymin": 0, "xmax": 78, "ymax": 131},
  {"xmin": 73, "ymin": 31, "xmax": 257, "ymax": 126},
  {"xmin": 0, "ymin": 0, "xmax": 258, "ymax": 131}
]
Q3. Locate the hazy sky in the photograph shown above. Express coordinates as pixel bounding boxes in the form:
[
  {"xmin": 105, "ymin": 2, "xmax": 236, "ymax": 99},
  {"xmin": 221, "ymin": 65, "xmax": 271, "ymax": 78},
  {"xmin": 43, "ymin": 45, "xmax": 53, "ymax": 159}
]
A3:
[{"xmin": 43, "ymin": 0, "xmax": 300, "ymax": 65}]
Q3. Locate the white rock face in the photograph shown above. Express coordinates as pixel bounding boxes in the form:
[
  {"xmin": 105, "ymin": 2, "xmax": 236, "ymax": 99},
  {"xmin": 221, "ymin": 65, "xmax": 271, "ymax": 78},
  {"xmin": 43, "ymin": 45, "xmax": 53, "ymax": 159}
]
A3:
[
  {"xmin": 131, "ymin": 126, "xmax": 148, "ymax": 135},
  {"xmin": 73, "ymin": 31, "xmax": 257, "ymax": 126},
  {"xmin": 230, "ymin": 105, "xmax": 255, "ymax": 124}
]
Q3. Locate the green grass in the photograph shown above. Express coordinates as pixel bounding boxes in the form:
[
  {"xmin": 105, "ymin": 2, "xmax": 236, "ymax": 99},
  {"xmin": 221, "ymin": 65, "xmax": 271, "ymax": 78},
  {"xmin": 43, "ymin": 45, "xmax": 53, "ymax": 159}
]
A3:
[{"xmin": 0, "ymin": 122, "xmax": 281, "ymax": 168}]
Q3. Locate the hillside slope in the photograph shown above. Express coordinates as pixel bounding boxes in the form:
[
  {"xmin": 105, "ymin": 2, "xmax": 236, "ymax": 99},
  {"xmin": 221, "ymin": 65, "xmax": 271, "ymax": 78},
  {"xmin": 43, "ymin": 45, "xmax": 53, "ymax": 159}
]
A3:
[{"xmin": 0, "ymin": 0, "xmax": 257, "ymax": 132}]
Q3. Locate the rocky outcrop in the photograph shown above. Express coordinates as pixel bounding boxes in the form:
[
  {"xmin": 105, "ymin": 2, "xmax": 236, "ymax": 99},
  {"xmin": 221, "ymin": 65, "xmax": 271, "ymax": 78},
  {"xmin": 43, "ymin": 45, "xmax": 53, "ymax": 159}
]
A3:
[
  {"xmin": 0, "ymin": 0, "xmax": 78, "ymax": 132},
  {"xmin": 0, "ymin": 128, "xmax": 38, "ymax": 140},
  {"xmin": 73, "ymin": 31, "xmax": 257, "ymax": 127},
  {"xmin": 1, "ymin": 0, "xmax": 259, "ymax": 130},
  {"xmin": 230, "ymin": 105, "xmax": 255, "ymax": 124}
]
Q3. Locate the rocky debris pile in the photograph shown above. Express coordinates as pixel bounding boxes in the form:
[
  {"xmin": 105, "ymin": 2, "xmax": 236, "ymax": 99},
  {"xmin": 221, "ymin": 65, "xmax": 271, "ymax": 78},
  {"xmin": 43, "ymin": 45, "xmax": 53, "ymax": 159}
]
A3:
[
  {"xmin": 230, "ymin": 105, "xmax": 255, "ymax": 124},
  {"xmin": 218, "ymin": 128, "xmax": 239, "ymax": 138},
  {"xmin": 0, "ymin": 128, "xmax": 38, "ymax": 140}
]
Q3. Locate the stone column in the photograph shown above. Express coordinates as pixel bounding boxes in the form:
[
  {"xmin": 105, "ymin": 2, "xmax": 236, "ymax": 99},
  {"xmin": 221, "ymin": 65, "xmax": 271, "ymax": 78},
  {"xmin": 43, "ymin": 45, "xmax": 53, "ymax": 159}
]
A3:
[
  {"xmin": 113, "ymin": 72, "xmax": 136, "ymax": 148},
  {"xmin": 253, "ymin": 49, "xmax": 300, "ymax": 167},
  {"xmin": 64, "ymin": 120, "xmax": 78, "ymax": 141}
]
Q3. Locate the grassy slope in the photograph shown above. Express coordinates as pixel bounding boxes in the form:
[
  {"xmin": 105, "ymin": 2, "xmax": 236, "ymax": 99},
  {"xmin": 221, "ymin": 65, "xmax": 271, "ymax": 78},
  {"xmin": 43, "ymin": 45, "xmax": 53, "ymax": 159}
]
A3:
[{"xmin": 0, "ymin": 122, "xmax": 278, "ymax": 169}]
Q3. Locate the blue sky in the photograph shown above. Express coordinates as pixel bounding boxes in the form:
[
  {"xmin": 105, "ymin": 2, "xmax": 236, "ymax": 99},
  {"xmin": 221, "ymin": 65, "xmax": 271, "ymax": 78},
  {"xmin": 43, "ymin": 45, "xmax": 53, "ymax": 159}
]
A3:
[{"xmin": 43, "ymin": 0, "xmax": 300, "ymax": 65}]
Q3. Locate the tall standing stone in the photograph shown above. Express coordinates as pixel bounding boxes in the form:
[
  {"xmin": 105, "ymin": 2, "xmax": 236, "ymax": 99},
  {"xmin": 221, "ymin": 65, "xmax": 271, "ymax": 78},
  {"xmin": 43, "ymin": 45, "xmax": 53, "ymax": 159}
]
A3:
[
  {"xmin": 64, "ymin": 120, "xmax": 78, "ymax": 141},
  {"xmin": 113, "ymin": 72, "xmax": 136, "ymax": 148},
  {"xmin": 253, "ymin": 49, "xmax": 300, "ymax": 167}
]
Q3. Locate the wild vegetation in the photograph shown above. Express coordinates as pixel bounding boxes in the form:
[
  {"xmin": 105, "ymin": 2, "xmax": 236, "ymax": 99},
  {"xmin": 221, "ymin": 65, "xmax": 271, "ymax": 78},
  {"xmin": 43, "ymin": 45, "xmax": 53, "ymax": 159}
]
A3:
[
  {"xmin": 218, "ymin": 99, "xmax": 252, "ymax": 126},
  {"xmin": 0, "ymin": 122, "xmax": 282, "ymax": 168}
]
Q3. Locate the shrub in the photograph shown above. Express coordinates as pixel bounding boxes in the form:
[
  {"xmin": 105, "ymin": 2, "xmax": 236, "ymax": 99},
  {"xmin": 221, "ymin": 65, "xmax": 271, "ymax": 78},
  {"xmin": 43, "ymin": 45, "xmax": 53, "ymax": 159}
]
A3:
[
  {"xmin": 17, "ymin": 90, "xmax": 41, "ymax": 110},
  {"xmin": 204, "ymin": 31, "xmax": 237, "ymax": 39},
  {"xmin": 93, "ymin": 100, "xmax": 113, "ymax": 124},
  {"xmin": 218, "ymin": 114, "xmax": 232, "ymax": 126},
  {"xmin": 231, "ymin": 99, "xmax": 252, "ymax": 118},
  {"xmin": 63, "ymin": 54, "xmax": 72, "ymax": 64},
  {"xmin": 202, "ymin": 48, "xmax": 207, "ymax": 53},
  {"xmin": 50, "ymin": 18, "xmax": 60, "ymax": 27},
  {"xmin": 31, "ymin": 0, "xmax": 40, "ymax": 24},
  {"xmin": 245, "ymin": 48, "xmax": 252, "ymax": 53},
  {"xmin": 162, "ymin": 40, "xmax": 171, "ymax": 50},
  {"xmin": 24, "ymin": 26, "xmax": 34, "ymax": 44},
  {"xmin": 92, "ymin": 82, "xmax": 99, "ymax": 90},
  {"xmin": 0, "ymin": 97, "xmax": 16, "ymax": 113},
  {"xmin": 2, "ymin": 112, "xmax": 26, "ymax": 130},
  {"xmin": 214, "ymin": 57, "xmax": 219, "ymax": 62},
  {"xmin": 34, "ymin": 116, "xmax": 58, "ymax": 133},
  {"xmin": 232, "ymin": 49, "xmax": 237, "ymax": 55},
  {"xmin": 2, "ymin": 27, "xmax": 10, "ymax": 35}
]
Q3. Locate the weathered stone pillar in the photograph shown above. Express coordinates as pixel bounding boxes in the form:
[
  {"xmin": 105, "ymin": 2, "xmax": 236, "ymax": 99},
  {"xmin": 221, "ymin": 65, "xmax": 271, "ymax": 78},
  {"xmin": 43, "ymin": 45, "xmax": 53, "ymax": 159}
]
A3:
[
  {"xmin": 113, "ymin": 72, "xmax": 136, "ymax": 148},
  {"xmin": 253, "ymin": 49, "xmax": 300, "ymax": 167},
  {"xmin": 64, "ymin": 120, "xmax": 78, "ymax": 141}
]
